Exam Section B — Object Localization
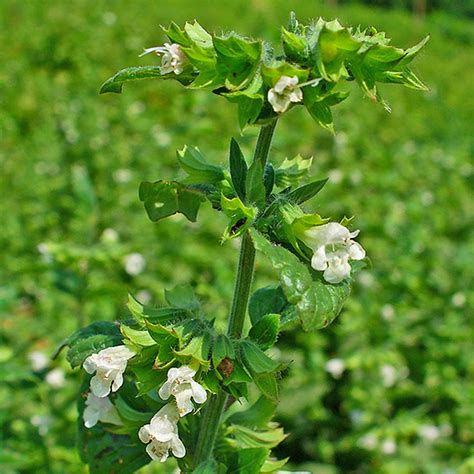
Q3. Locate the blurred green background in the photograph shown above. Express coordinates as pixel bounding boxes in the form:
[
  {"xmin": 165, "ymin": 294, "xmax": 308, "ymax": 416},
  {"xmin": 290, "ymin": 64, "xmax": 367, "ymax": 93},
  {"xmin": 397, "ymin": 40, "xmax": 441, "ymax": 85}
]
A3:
[{"xmin": 1, "ymin": 0, "xmax": 473, "ymax": 472}]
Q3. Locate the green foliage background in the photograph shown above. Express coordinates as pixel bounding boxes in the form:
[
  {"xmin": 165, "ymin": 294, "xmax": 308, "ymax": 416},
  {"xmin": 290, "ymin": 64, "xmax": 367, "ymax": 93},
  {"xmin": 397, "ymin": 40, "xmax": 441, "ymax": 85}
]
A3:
[{"xmin": 0, "ymin": 0, "xmax": 472, "ymax": 472}]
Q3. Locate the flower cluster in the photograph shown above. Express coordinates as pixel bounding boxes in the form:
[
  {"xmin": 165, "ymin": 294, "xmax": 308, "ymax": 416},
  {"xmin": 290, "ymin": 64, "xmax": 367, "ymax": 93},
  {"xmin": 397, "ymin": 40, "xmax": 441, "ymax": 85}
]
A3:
[
  {"xmin": 81, "ymin": 343, "xmax": 207, "ymax": 464},
  {"xmin": 139, "ymin": 366, "xmax": 207, "ymax": 462}
]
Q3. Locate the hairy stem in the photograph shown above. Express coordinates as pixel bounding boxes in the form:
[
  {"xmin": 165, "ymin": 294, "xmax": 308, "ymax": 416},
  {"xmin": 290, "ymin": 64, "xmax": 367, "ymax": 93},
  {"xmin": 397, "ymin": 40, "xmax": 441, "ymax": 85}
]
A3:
[{"xmin": 192, "ymin": 120, "xmax": 277, "ymax": 467}]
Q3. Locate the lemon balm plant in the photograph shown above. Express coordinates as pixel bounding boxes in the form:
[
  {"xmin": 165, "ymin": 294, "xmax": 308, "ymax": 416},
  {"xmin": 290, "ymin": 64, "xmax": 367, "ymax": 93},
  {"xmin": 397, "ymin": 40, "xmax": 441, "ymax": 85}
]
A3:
[{"xmin": 59, "ymin": 14, "xmax": 427, "ymax": 473}]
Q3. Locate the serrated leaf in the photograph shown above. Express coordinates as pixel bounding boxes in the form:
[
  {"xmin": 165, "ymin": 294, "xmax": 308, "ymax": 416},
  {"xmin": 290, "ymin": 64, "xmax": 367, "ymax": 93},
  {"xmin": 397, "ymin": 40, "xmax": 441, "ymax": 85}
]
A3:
[
  {"xmin": 249, "ymin": 286, "xmax": 288, "ymax": 325},
  {"xmin": 229, "ymin": 138, "xmax": 248, "ymax": 201},
  {"xmin": 281, "ymin": 26, "xmax": 309, "ymax": 62},
  {"xmin": 237, "ymin": 448, "xmax": 268, "ymax": 474},
  {"xmin": 173, "ymin": 334, "xmax": 211, "ymax": 369},
  {"xmin": 274, "ymin": 154, "xmax": 313, "ymax": 188},
  {"xmin": 164, "ymin": 285, "xmax": 200, "ymax": 312},
  {"xmin": 212, "ymin": 334, "xmax": 236, "ymax": 367},
  {"xmin": 228, "ymin": 424, "xmax": 286, "ymax": 450},
  {"xmin": 249, "ymin": 314, "xmax": 280, "ymax": 350},
  {"xmin": 287, "ymin": 178, "xmax": 328, "ymax": 204},
  {"xmin": 227, "ymin": 396, "xmax": 277, "ymax": 428},
  {"xmin": 250, "ymin": 229, "xmax": 351, "ymax": 331},
  {"xmin": 177, "ymin": 146, "xmax": 226, "ymax": 185},
  {"xmin": 139, "ymin": 180, "xmax": 205, "ymax": 223},
  {"xmin": 221, "ymin": 195, "xmax": 256, "ymax": 240},
  {"xmin": 240, "ymin": 340, "xmax": 279, "ymax": 374},
  {"xmin": 64, "ymin": 322, "xmax": 122, "ymax": 368}
]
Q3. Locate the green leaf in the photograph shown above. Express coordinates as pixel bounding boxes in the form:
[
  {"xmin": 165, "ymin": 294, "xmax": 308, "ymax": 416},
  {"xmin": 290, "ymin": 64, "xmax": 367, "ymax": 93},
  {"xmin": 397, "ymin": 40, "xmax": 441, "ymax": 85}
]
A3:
[
  {"xmin": 250, "ymin": 229, "xmax": 351, "ymax": 331},
  {"xmin": 246, "ymin": 159, "xmax": 266, "ymax": 208},
  {"xmin": 164, "ymin": 285, "xmax": 200, "ymax": 312},
  {"xmin": 240, "ymin": 340, "xmax": 279, "ymax": 374},
  {"xmin": 227, "ymin": 396, "xmax": 277, "ymax": 428},
  {"xmin": 212, "ymin": 334, "xmax": 236, "ymax": 367},
  {"xmin": 131, "ymin": 365, "xmax": 167, "ymax": 395},
  {"xmin": 228, "ymin": 424, "xmax": 286, "ymax": 449},
  {"xmin": 281, "ymin": 26, "xmax": 309, "ymax": 62},
  {"xmin": 261, "ymin": 457, "xmax": 290, "ymax": 472},
  {"xmin": 114, "ymin": 397, "xmax": 154, "ymax": 424},
  {"xmin": 287, "ymin": 178, "xmax": 328, "ymax": 204},
  {"xmin": 139, "ymin": 180, "xmax": 205, "ymax": 223},
  {"xmin": 249, "ymin": 286, "xmax": 288, "ymax": 325},
  {"xmin": 127, "ymin": 294, "xmax": 191, "ymax": 325},
  {"xmin": 65, "ymin": 322, "xmax": 122, "ymax": 368},
  {"xmin": 184, "ymin": 21, "xmax": 213, "ymax": 49},
  {"xmin": 274, "ymin": 154, "xmax": 313, "ymax": 188},
  {"xmin": 229, "ymin": 138, "xmax": 248, "ymax": 201},
  {"xmin": 120, "ymin": 325, "xmax": 156, "ymax": 347},
  {"xmin": 249, "ymin": 314, "xmax": 280, "ymax": 350},
  {"xmin": 192, "ymin": 459, "xmax": 220, "ymax": 474},
  {"xmin": 263, "ymin": 163, "xmax": 275, "ymax": 198},
  {"xmin": 213, "ymin": 34, "xmax": 262, "ymax": 91},
  {"xmin": 173, "ymin": 334, "xmax": 211, "ymax": 369},
  {"xmin": 261, "ymin": 61, "xmax": 309, "ymax": 87},
  {"xmin": 252, "ymin": 372, "xmax": 279, "ymax": 401},
  {"xmin": 237, "ymin": 448, "xmax": 268, "ymax": 474},
  {"xmin": 162, "ymin": 22, "xmax": 192, "ymax": 47},
  {"xmin": 221, "ymin": 195, "xmax": 256, "ymax": 240},
  {"xmin": 177, "ymin": 146, "xmax": 226, "ymax": 185}
]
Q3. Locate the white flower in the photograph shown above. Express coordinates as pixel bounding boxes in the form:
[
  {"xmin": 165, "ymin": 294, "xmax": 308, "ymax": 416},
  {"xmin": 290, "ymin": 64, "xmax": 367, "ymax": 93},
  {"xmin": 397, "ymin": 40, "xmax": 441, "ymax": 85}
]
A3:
[
  {"xmin": 139, "ymin": 404, "xmax": 185, "ymax": 462},
  {"xmin": 124, "ymin": 253, "xmax": 146, "ymax": 276},
  {"xmin": 83, "ymin": 345, "xmax": 135, "ymax": 398},
  {"xmin": 325, "ymin": 358, "xmax": 346, "ymax": 379},
  {"xmin": 381, "ymin": 439, "xmax": 397, "ymax": 454},
  {"xmin": 380, "ymin": 364, "xmax": 397, "ymax": 388},
  {"xmin": 29, "ymin": 351, "xmax": 49, "ymax": 371},
  {"xmin": 159, "ymin": 366, "xmax": 207, "ymax": 416},
  {"xmin": 45, "ymin": 368, "xmax": 66, "ymax": 388},
  {"xmin": 140, "ymin": 43, "xmax": 186, "ymax": 75},
  {"xmin": 359, "ymin": 433, "xmax": 377, "ymax": 450},
  {"xmin": 268, "ymin": 76, "xmax": 303, "ymax": 113},
  {"xmin": 303, "ymin": 222, "xmax": 366, "ymax": 284},
  {"xmin": 418, "ymin": 424, "xmax": 440, "ymax": 442},
  {"xmin": 83, "ymin": 393, "xmax": 123, "ymax": 428}
]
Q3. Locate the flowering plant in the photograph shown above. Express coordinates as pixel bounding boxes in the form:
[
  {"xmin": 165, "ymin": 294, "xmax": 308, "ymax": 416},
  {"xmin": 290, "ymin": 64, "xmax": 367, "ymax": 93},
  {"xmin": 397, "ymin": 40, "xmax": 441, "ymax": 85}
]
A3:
[{"xmin": 59, "ymin": 13, "xmax": 427, "ymax": 473}]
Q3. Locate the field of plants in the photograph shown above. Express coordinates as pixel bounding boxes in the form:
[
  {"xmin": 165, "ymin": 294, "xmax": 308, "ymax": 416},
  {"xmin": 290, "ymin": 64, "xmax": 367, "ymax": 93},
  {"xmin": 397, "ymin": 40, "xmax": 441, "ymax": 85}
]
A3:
[{"xmin": 1, "ymin": 0, "xmax": 473, "ymax": 473}]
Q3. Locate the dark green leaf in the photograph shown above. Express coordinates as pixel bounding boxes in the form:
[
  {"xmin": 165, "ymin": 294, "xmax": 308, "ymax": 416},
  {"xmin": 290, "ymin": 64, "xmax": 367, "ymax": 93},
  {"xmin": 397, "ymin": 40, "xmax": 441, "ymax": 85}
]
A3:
[
  {"xmin": 246, "ymin": 159, "xmax": 266, "ymax": 207},
  {"xmin": 263, "ymin": 163, "xmax": 275, "ymax": 197},
  {"xmin": 251, "ymin": 372, "xmax": 279, "ymax": 401},
  {"xmin": 229, "ymin": 138, "xmax": 248, "ymax": 201},
  {"xmin": 249, "ymin": 314, "xmax": 280, "ymax": 350},
  {"xmin": 227, "ymin": 396, "xmax": 277, "ymax": 428},
  {"xmin": 287, "ymin": 178, "xmax": 328, "ymax": 204},
  {"xmin": 139, "ymin": 180, "xmax": 205, "ymax": 223},
  {"xmin": 249, "ymin": 286, "xmax": 287, "ymax": 326},
  {"xmin": 212, "ymin": 334, "xmax": 236, "ymax": 367}
]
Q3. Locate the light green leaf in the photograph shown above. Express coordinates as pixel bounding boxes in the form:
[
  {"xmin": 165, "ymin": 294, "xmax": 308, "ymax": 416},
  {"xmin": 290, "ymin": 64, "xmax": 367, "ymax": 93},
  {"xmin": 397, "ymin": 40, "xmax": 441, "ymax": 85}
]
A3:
[
  {"xmin": 221, "ymin": 195, "xmax": 256, "ymax": 240},
  {"xmin": 177, "ymin": 146, "xmax": 226, "ymax": 184},
  {"xmin": 164, "ymin": 285, "xmax": 200, "ymax": 312},
  {"xmin": 120, "ymin": 325, "xmax": 156, "ymax": 347},
  {"xmin": 227, "ymin": 396, "xmax": 277, "ymax": 428},
  {"xmin": 274, "ymin": 154, "xmax": 313, "ymax": 188},
  {"xmin": 240, "ymin": 340, "xmax": 279, "ymax": 374}
]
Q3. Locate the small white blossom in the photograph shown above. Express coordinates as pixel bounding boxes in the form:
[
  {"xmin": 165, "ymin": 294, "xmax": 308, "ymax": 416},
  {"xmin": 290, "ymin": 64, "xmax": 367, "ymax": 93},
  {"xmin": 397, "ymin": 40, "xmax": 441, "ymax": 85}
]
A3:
[
  {"xmin": 268, "ymin": 76, "xmax": 303, "ymax": 113},
  {"xmin": 325, "ymin": 358, "xmax": 346, "ymax": 379},
  {"xmin": 101, "ymin": 228, "xmax": 119, "ymax": 244},
  {"xmin": 140, "ymin": 43, "xmax": 186, "ymax": 75},
  {"xmin": 159, "ymin": 366, "xmax": 207, "ymax": 416},
  {"xmin": 303, "ymin": 223, "xmax": 366, "ymax": 284},
  {"xmin": 83, "ymin": 393, "xmax": 122, "ymax": 428},
  {"xmin": 83, "ymin": 345, "xmax": 135, "ymax": 398},
  {"xmin": 359, "ymin": 433, "xmax": 377, "ymax": 450},
  {"xmin": 124, "ymin": 253, "xmax": 146, "ymax": 276},
  {"xmin": 380, "ymin": 364, "xmax": 397, "ymax": 388},
  {"xmin": 381, "ymin": 304, "xmax": 395, "ymax": 321},
  {"xmin": 30, "ymin": 415, "xmax": 52, "ymax": 436},
  {"xmin": 418, "ymin": 424, "xmax": 440, "ymax": 442},
  {"xmin": 45, "ymin": 368, "xmax": 66, "ymax": 388},
  {"xmin": 139, "ymin": 403, "xmax": 185, "ymax": 462},
  {"xmin": 381, "ymin": 439, "xmax": 397, "ymax": 455},
  {"xmin": 451, "ymin": 292, "xmax": 466, "ymax": 308},
  {"xmin": 29, "ymin": 351, "xmax": 49, "ymax": 372}
]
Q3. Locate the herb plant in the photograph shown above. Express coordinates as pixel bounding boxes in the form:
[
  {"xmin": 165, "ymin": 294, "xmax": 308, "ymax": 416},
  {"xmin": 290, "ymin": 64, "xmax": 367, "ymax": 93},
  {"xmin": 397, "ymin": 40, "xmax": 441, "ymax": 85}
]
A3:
[{"xmin": 60, "ymin": 13, "xmax": 427, "ymax": 473}]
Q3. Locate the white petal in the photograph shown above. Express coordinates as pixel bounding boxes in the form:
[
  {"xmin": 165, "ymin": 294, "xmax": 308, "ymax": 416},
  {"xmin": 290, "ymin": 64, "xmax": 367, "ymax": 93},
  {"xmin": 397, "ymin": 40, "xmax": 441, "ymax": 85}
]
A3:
[
  {"xmin": 90, "ymin": 374, "xmax": 111, "ymax": 398},
  {"xmin": 311, "ymin": 246, "xmax": 329, "ymax": 271},
  {"xmin": 138, "ymin": 425, "xmax": 151, "ymax": 443},
  {"xmin": 190, "ymin": 381, "xmax": 207, "ymax": 404},
  {"xmin": 83, "ymin": 356, "xmax": 97, "ymax": 374},
  {"xmin": 324, "ymin": 258, "xmax": 351, "ymax": 284},
  {"xmin": 146, "ymin": 441, "xmax": 169, "ymax": 462},
  {"xmin": 349, "ymin": 242, "xmax": 366, "ymax": 260},
  {"xmin": 178, "ymin": 366, "xmax": 196, "ymax": 379},
  {"xmin": 171, "ymin": 435, "xmax": 186, "ymax": 458},
  {"xmin": 289, "ymin": 88, "xmax": 303, "ymax": 103},
  {"xmin": 158, "ymin": 381, "xmax": 172, "ymax": 400},
  {"xmin": 83, "ymin": 406, "xmax": 100, "ymax": 428},
  {"xmin": 305, "ymin": 223, "xmax": 349, "ymax": 249},
  {"xmin": 175, "ymin": 389, "xmax": 194, "ymax": 416},
  {"xmin": 111, "ymin": 372, "xmax": 124, "ymax": 393},
  {"xmin": 167, "ymin": 368, "xmax": 180, "ymax": 381}
]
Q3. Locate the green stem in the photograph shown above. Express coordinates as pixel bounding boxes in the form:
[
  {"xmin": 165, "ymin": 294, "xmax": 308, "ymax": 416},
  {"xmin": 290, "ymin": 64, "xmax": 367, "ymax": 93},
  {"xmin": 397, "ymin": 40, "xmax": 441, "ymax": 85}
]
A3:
[{"xmin": 192, "ymin": 120, "xmax": 277, "ymax": 468}]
